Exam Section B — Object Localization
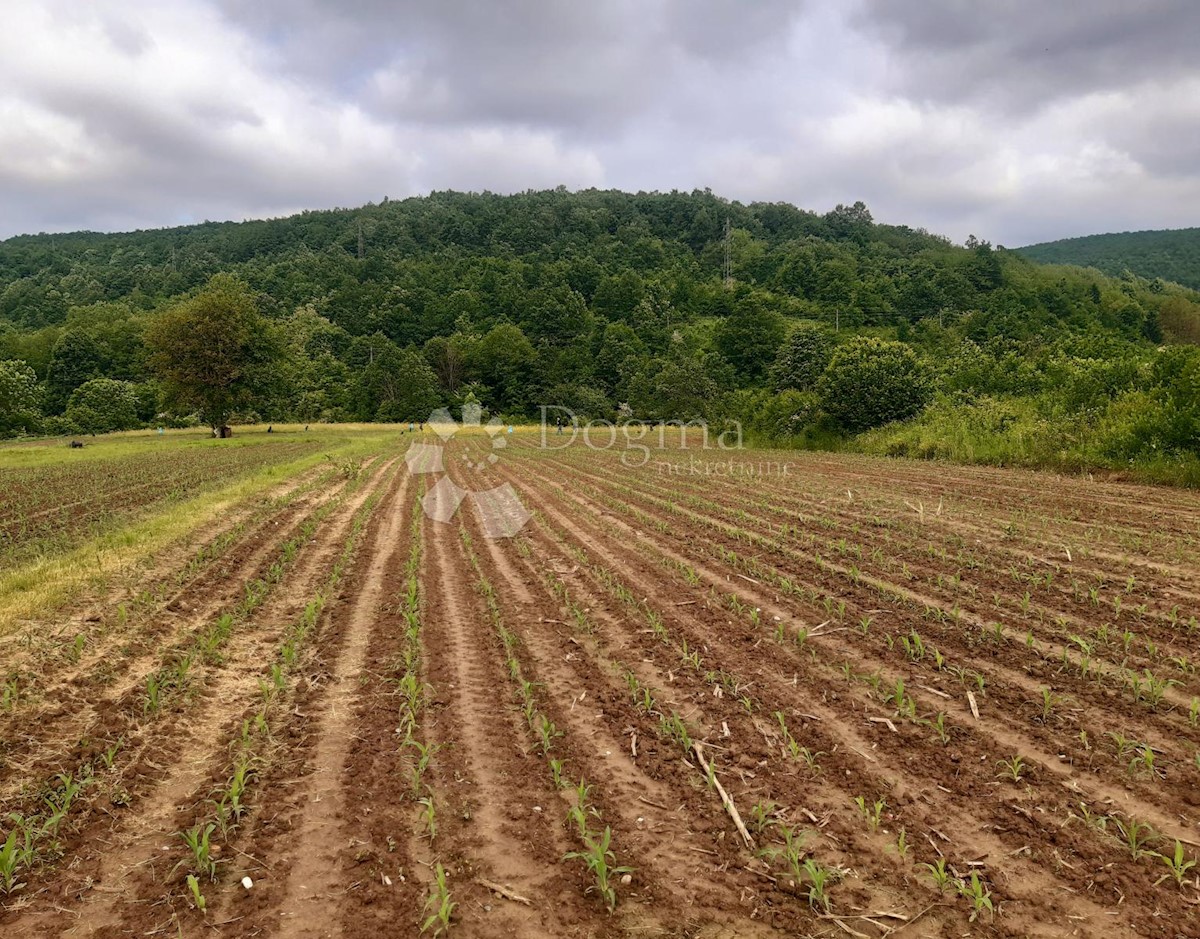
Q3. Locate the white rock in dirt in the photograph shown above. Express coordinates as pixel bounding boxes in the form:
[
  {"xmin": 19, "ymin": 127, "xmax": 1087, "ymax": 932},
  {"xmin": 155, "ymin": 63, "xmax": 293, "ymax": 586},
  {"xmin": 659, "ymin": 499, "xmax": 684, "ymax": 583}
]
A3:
[
  {"xmin": 620, "ymin": 874, "xmax": 632, "ymax": 885},
  {"xmin": 241, "ymin": 876, "xmax": 253, "ymax": 890}
]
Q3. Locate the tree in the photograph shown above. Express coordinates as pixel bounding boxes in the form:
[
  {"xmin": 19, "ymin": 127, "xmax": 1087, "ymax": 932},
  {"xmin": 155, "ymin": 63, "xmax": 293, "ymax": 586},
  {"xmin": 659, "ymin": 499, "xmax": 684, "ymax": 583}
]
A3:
[
  {"xmin": 520, "ymin": 286, "xmax": 592, "ymax": 347},
  {"xmin": 0, "ymin": 359, "xmax": 42, "ymax": 437},
  {"xmin": 45, "ymin": 328, "xmax": 106, "ymax": 413},
  {"xmin": 771, "ymin": 322, "xmax": 834, "ymax": 391},
  {"xmin": 354, "ymin": 343, "xmax": 442, "ymax": 422},
  {"xmin": 146, "ymin": 275, "xmax": 283, "ymax": 432},
  {"xmin": 712, "ymin": 294, "xmax": 786, "ymax": 382},
  {"xmin": 818, "ymin": 337, "xmax": 931, "ymax": 431},
  {"xmin": 468, "ymin": 323, "xmax": 538, "ymax": 413},
  {"xmin": 424, "ymin": 335, "xmax": 469, "ymax": 392},
  {"xmin": 65, "ymin": 378, "xmax": 139, "ymax": 434},
  {"xmin": 628, "ymin": 355, "xmax": 724, "ymax": 422},
  {"xmin": 593, "ymin": 322, "xmax": 646, "ymax": 397},
  {"xmin": 824, "ymin": 201, "xmax": 873, "ymax": 243}
]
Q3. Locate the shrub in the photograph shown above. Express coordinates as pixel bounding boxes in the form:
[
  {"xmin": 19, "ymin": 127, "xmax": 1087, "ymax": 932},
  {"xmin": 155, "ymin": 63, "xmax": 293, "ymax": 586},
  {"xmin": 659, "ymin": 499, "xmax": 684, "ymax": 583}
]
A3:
[
  {"xmin": 65, "ymin": 378, "xmax": 140, "ymax": 435},
  {"xmin": 818, "ymin": 337, "xmax": 931, "ymax": 431}
]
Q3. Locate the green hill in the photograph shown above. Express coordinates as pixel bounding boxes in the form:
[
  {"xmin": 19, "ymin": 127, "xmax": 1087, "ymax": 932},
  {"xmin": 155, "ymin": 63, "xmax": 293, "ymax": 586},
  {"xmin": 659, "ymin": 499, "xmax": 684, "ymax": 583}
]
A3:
[
  {"xmin": 1019, "ymin": 227, "xmax": 1200, "ymax": 290},
  {"xmin": 1, "ymin": 189, "xmax": 1197, "ymax": 482}
]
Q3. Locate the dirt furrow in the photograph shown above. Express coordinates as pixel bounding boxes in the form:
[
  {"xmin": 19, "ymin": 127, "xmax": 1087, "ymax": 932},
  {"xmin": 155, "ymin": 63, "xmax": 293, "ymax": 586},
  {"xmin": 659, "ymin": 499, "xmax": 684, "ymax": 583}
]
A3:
[
  {"xmin": 1, "ymin": 457, "xmax": 399, "ymax": 937},
  {"xmin": 499, "ymin": 458, "xmax": 1190, "ymax": 939}
]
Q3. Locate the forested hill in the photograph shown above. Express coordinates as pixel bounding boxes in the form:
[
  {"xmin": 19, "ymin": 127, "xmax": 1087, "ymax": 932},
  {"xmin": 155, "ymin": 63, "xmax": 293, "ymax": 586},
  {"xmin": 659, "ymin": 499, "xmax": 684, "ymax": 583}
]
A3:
[
  {"xmin": 0, "ymin": 188, "xmax": 1180, "ymax": 336},
  {"xmin": 1019, "ymin": 227, "xmax": 1200, "ymax": 291},
  {"xmin": 1, "ymin": 189, "xmax": 1198, "ymax": 483}
]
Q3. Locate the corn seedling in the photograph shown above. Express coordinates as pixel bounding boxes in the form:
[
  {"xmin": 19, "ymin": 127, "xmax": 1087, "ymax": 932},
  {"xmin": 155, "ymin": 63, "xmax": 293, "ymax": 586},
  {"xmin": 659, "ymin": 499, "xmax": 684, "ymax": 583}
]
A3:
[
  {"xmin": 997, "ymin": 755, "xmax": 1026, "ymax": 784},
  {"xmin": 932, "ymin": 712, "xmax": 950, "ymax": 745},
  {"xmin": 659, "ymin": 711, "xmax": 692, "ymax": 753},
  {"xmin": 186, "ymin": 873, "xmax": 206, "ymax": 912},
  {"xmin": 853, "ymin": 795, "xmax": 885, "ymax": 831},
  {"xmin": 405, "ymin": 739, "xmax": 439, "ymax": 797},
  {"xmin": 923, "ymin": 857, "xmax": 953, "ymax": 892},
  {"xmin": 803, "ymin": 858, "xmax": 839, "ymax": 913},
  {"xmin": 418, "ymin": 796, "xmax": 437, "ymax": 842},
  {"xmin": 143, "ymin": 673, "xmax": 162, "ymax": 716},
  {"xmin": 748, "ymin": 800, "xmax": 779, "ymax": 834},
  {"xmin": 537, "ymin": 718, "xmax": 563, "ymax": 755},
  {"xmin": 1154, "ymin": 840, "xmax": 1197, "ymax": 887},
  {"xmin": 568, "ymin": 779, "xmax": 597, "ymax": 838},
  {"xmin": 178, "ymin": 822, "xmax": 218, "ymax": 881},
  {"xmin": 219, "ymin": 757, "xmax": 255, "ymax": 827},
  {"xmin": 1038, "ymin": 688, "xmax": 1064, "ymax": 723},
  {"xmin": 1112, "ymin": 816, "xmax": 1156, "ymax": 860},
  {"xmin": 1, "ymin": 676, "xmax": 18, "ymax": 711},
  {"xmin": 0, "ymin": 828, "xmax": 29, "ymax": 896},
  {"xmin": 98, "ymin": 735, "xmax": 122, "ymax": 770},
  {"xmin": 549, "ymin": 758, "xmax": 566, "ymax": 789},
  {"xmin": 564, "ymin": 826, "xmax": 632, "ymax": 912},
  {"xmin": 765, "ymin": 823, "xmax": 808, "ymax": 883},
  {"xmin": 957, "ymin": 871, "xmax": 994, "ymax": 922},
  {"xmin": 421, "ymin": 863, "xmax": 455, "ymax": 936}
]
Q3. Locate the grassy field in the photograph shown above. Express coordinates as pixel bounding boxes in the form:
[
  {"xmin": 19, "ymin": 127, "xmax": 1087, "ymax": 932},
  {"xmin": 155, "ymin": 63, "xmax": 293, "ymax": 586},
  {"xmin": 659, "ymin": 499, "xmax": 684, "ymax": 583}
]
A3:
[{"xmin": 0, "ymin": 427, "xmax": 1198, "ymax": 937}]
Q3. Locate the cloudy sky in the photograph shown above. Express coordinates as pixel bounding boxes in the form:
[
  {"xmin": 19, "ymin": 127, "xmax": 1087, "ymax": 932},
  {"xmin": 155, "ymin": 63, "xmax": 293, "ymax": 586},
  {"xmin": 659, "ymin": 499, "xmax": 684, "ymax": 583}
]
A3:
[{"xmin": 2, "ymin": 0, "xmax": 1197, "ymax": 245}]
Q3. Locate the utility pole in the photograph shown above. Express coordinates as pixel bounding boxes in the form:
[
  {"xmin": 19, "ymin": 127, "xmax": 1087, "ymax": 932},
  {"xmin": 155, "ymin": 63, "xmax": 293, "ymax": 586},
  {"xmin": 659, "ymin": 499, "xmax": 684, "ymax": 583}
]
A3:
[{"xmin": 722, "ymin": 216, "xmax": 732, "ymax": 289}]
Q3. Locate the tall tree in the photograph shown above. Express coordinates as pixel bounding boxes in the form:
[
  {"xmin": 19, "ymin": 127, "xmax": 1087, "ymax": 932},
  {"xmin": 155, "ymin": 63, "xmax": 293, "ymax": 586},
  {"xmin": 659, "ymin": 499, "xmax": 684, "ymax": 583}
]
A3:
[
  {"xmin": 45, "ymin": 328, "xmax": 106, "ymax": 413},
  {"xmin": 771, "ymin": 322, "xmax": 834, "ymax": 391},
  {"xmin": 713, "ymin": 293, "xmax": 786, "ymax": 382},
  {"xmin": 0, "ymin": 359, "xmax": 41, "ymax": 437},
  {"xmin": 146, "ymin": 274, "xmax": 282, "ymax": 432}
]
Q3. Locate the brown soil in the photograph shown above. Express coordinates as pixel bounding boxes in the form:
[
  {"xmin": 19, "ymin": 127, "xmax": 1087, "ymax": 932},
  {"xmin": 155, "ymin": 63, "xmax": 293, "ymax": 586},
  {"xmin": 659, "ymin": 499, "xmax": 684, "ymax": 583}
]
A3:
[{"xmin": 2, "ymin": 434, "xmax": 1198, "ymax": 939}]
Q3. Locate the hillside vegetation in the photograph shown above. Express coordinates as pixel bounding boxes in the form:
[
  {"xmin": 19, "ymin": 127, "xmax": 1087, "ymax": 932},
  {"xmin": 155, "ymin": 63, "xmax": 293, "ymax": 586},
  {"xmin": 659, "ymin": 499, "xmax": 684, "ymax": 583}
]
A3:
[
  {"xmin": 1, "ymin": 189, "xmax": 1198, "ymax": 482},
  {"xmin": 1020, "ymin": 227, "xmax": 1200, "ymax": 293}
]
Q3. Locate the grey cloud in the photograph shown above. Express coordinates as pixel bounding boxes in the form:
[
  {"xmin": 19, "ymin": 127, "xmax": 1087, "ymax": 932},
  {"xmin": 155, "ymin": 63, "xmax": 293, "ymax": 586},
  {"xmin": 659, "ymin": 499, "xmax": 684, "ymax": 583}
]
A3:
[
  {"xmin": 215, "ymin": 0, "xmax": 805, "ymax": 129},
  {"xmin": 854, "ymin": 0, "xmax": 1200, "ymax": 113},
  {"xmin": 3, "ymin": 0, "xmax": 1200, "ymax": 246}
]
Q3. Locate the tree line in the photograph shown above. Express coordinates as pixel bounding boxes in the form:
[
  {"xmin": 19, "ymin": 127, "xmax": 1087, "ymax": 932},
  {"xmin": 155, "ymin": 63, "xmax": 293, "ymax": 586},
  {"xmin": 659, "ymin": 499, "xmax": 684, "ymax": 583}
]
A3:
[{"xmin": 1, "ymin": 189, "xmax": 1198, "ymax": 480}]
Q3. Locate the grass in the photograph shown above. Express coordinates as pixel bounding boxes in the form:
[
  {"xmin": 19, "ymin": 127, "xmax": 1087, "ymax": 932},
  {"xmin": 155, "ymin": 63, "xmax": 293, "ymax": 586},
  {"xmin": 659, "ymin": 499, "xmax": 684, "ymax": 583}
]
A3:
[{"xmin": 0, "ymin": 427, "xmax": 395, "ymax": 633}]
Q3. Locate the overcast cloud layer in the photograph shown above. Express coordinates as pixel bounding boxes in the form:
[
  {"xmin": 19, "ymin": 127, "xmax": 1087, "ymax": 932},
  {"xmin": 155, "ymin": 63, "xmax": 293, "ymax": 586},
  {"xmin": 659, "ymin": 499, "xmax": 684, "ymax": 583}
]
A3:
[{"xmin": 1, "ymin": 0, "xmax": 1197, "ymax": 245}]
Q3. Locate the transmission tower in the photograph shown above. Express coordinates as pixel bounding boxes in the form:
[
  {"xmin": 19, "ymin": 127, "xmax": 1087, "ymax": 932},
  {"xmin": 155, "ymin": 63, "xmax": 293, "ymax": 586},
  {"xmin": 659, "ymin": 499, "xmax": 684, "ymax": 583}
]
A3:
[{"xmin": 722, "ymin": 216, "xmax": 733, "ymax": 289}]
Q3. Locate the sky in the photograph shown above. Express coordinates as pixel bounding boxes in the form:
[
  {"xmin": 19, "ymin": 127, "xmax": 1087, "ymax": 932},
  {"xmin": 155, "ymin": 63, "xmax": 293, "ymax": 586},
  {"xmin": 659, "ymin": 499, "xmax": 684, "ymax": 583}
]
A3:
[{"xmin": 2, "ymin": 0, "xmax": 1197, "ymax": 246}]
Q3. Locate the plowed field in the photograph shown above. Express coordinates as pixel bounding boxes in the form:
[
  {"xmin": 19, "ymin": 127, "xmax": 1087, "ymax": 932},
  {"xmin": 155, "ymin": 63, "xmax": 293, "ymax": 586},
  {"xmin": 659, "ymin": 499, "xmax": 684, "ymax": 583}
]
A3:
[{"xmin": 2, "ymin": 429, "xmax": 1198, "ymax": 939}]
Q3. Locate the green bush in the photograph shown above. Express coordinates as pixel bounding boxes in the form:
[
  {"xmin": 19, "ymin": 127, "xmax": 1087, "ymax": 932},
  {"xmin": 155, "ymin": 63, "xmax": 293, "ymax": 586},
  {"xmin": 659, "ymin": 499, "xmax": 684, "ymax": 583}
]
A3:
[
  {"xmin": 65, "ymin": 378, "xmax": 140, "ymax": 434},
  {"xmin": 818, "ymin": 337, "xmax": 931, "ymax": 431}
]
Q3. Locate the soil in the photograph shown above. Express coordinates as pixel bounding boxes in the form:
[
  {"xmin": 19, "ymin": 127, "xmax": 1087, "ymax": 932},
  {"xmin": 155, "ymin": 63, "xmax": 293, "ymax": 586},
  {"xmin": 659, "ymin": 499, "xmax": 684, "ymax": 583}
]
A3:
[{"xmin": 1, "ymin": 434, "xmax": 1198, "ymax": 938}]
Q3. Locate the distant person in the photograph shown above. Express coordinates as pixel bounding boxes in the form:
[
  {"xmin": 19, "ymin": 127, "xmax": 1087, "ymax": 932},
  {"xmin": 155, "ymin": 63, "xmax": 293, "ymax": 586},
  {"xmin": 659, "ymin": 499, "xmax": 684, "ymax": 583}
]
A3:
[
  {"xmin": 556, "ymin": 417, "xmax": 563, "ymax": 436},
  {"xmin": 267, "ymin": 425, "xmax": 273, "ymax": 433}
]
